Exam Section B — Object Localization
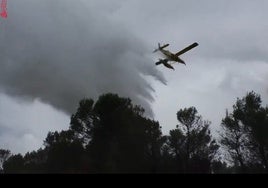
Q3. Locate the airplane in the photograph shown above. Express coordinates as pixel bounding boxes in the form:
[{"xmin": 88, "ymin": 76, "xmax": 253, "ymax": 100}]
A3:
[{"xmin": 153, "ymin": 42, "xmax": 198, "ymax": 70}]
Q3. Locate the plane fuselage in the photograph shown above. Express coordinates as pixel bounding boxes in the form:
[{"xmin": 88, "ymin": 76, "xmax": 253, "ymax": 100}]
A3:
[{"xmin": 159, "ymin": 49, "xmax": 185, "ymax": 64}]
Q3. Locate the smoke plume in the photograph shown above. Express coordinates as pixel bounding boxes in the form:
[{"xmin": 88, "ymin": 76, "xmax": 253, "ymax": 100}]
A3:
[{"xmin": 0, "ymin": 0, "xmax": 166, "ymax": 117}]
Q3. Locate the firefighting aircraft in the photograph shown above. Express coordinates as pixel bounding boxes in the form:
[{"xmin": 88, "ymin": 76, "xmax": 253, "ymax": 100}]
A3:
[{"xmin": 153, "ymin": 42, "xmax": 198, "ymax": 70}]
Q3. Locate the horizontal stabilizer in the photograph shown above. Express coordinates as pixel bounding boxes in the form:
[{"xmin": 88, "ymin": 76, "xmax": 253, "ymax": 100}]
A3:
[
  {"xmin": 153, "ymin": 43, "xmax": 169, "ymax": 53},
  {"xmin": 160, "ymin": 44, "xmax": 169, "ymax": 49}
]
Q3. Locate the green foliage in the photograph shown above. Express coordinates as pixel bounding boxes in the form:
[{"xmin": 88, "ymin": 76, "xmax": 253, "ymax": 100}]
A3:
[
  {"xmin": 44, "ymin": 130, "xmax": 86, "ymax": 173},
  {"xmin": 8, "ymin": 92, "xmax": 268, "ymax": 173},
  {"xmin": 87, "ymin": 93, "xmax": 162, "ymax": 173},
  {"xmin": 0, "ymin": 149, "xmax": 11, "ymax": 172},
  {"xmin": 3, "ymin": 154, "xmax": 25, "ymax": 173},
  {"xmin": 70, "ymin": 98, "xmax": 95, "ymax": 144},
  {"xmin": 220, "ymin": 91, "xmax": 268, "ymax": 173},
  {"xmin": 3, "ymin": 93, "xmax": 165, "ymax": 173},
  {"xmin": 166, "ymin": 107, "xmax": 219, "ymax": 173}
]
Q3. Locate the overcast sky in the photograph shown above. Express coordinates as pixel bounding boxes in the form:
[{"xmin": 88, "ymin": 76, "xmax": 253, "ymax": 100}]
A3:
[{"xmin": 1, "ymin": 0, "xmax": 268, "ymax": 154}]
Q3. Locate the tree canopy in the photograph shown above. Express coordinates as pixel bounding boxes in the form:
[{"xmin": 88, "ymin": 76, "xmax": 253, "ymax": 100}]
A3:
[
  {"xmin": 220, "ymin": 91, "xmax": 268, "ymax": 173},
  {"xmin": 2, "ymin": 91, "xmax": 267, "ymax": 173}
]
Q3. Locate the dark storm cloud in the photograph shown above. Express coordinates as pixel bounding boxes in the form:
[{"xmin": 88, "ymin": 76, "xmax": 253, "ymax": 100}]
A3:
[{"xmin": 0, "ymin": 0, "xmax": 166, "ymax": 116}]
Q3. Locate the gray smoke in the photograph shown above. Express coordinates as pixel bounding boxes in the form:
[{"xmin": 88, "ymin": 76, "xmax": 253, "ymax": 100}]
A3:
[{"xmin": 0, "ymin": 0, "xmax": 166, "ymax": 117}]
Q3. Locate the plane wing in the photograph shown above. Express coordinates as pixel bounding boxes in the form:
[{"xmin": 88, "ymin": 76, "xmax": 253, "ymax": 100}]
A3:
[{"xmin": 175, "ymin": 42, "xmax": 198, "ymax": 56}]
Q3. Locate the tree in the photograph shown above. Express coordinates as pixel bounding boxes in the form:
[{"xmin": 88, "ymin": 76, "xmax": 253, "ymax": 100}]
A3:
[
  {"xmin": 87, "ymin": 93, "xmax": 163, "ymax": 173},
  {"xmin": 0, "ymin": 149, "xmax": 10, "ymax": 173},
  {"xmin": 167, "ymin": 107, "xmax": 219, "ymax": 173},
  {"xmin": 220, "ymin": 110, "xmax": 249, "ymax": 172},
  {"xmin": 70, "ymin": 98, "xmax": 96, "ymax": 145},
  {"xmin": 2, "ymin": 93, "xmax": 165, "ymax": 173},
  {"xmin": 43, "ymin": 130, "xmax": 87, "ymax": 173},
  {"xmin": 23, "ymin": 149, "xmax": 47, "ymax": 173},
  {"xmin": 69, "ymin": 93, "xmax": 165, "ymax": 173},
  {"xmin": 220, "ymin": 91, "xmax": 268, "ymax": 173},
  {"xmin": 3, "ymin": 154, "xmax": 25, "ymax": 173}
]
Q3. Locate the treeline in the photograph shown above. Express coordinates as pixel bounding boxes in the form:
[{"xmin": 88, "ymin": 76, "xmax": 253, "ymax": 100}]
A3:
[{"xmin": 0, "ymin": 91, "xmax": 267, "ymax": 173}]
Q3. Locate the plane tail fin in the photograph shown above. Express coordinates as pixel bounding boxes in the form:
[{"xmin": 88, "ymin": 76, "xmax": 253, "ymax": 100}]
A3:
[
  {"xmin": 153, "ymin": 43, "xmax": 161, "ymax": 53},
  {"xmin": 153, "ymin": 43, "xmax": 169, "ymax": 53}
]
